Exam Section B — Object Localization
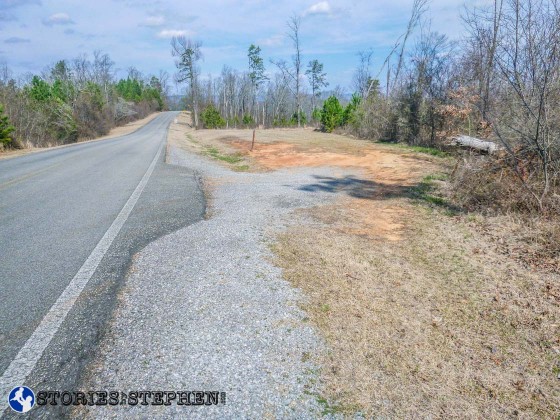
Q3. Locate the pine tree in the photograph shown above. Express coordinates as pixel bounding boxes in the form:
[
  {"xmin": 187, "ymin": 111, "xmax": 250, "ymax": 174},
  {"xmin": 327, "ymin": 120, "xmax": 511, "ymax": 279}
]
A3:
[
  {"xmin": 0, "ymin": 105, "xmax": 14, "ymax": 147},
  {"xmin": 320, "ymin": 96, "xmax": 343, "ymax": 133}
]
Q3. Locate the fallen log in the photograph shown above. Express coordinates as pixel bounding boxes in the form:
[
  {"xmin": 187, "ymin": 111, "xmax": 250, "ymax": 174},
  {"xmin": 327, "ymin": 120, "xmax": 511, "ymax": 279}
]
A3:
[{"xmin": 450, "ymin": 135, "xmax": 502, "ymax": 154}]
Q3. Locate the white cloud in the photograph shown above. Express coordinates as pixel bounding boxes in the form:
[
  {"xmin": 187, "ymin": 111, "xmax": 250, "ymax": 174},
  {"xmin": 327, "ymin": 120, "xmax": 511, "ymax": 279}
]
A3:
[
  {"xmin": 260, "ymin": 34, "xmax": 283, "ymax": 47},
  {"xmin": 42, "ymin": 13, "xmax": 75, "ymax": 26},
  {"xmin": 303, "ymin": 1, "xmax": 331, "ymax": 17},
  {"xmin": 156, "ymin": 29, "xmax": 193, "ymax": 39},
  {"xmin": 141, "ymin": 15, "xmax": 165, "ymax": 27}
]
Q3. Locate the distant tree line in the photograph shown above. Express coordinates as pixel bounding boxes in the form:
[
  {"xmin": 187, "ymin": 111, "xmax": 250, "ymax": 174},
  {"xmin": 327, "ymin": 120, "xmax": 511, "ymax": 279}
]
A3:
[
  {"xmin": 0, "ymin": 51, "xmax": 168, "ymax": 149},
  {"xmin": 171, "ymin": 15, "xmax": 336, "ymax": 130}
]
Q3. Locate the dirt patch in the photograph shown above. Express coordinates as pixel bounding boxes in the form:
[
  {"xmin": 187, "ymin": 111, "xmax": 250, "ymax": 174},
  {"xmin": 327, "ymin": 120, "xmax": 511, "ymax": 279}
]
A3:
[
  {"xmin": 185, "ymin": 127, "xmax": 440, "ymax": 241},
  {"xmin": 245, "ymin": 141, "xmax": 429, "ymax": 180},
  {"xmin": 308, "ymin": 197, "xmax": 409, "ymax": 241},
  {"xmin": 226, "ymin": 133, "xmax": 440, "ymax": 240},
  {"xmin": 168, "ymin": 114, "xmax": 255, "ymax": 172},
  {"xmin": 238, "ymin": 138, "xmax": 436, "ymax": 242}
]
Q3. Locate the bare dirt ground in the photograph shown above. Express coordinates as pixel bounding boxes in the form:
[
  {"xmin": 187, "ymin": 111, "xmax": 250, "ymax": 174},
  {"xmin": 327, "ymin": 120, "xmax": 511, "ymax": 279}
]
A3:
[
  {"xmin": 173, "ymin": 113, "xmax": 560, "ymax": 418},
  {"xmin": 0, "ymin": 112, "xmax": 160, "ymax": 160}
]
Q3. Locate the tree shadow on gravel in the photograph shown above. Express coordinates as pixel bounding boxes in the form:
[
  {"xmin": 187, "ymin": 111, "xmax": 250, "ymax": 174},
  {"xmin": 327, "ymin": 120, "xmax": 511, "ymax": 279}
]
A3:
[
  {"xmin": 296, "ymin": 175, "xmax": 411, "ymax": 200},
  {"xmin": 296, "ymin": 174, "xmax": 463, "ymax": 213}
]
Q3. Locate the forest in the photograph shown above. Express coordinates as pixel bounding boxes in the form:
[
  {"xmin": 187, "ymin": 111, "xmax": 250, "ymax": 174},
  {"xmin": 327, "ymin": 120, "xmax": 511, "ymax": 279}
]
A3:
[{"xmin": 0, "ymin": 51, "xmax": 167, "ymax": 149}]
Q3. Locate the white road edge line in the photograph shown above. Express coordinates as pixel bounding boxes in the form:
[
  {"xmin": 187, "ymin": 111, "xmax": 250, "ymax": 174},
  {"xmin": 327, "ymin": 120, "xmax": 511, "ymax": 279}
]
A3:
[{"xmin": 0, "ymin": 137, "xmax": 165, "ymax": 401}]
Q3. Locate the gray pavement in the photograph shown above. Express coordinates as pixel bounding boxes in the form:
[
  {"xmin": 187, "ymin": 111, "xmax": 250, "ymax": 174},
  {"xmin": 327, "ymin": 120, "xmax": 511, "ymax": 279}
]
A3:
[{"xmin": 0, "ymin": 112, "xmax": 205, "ymax": 418}]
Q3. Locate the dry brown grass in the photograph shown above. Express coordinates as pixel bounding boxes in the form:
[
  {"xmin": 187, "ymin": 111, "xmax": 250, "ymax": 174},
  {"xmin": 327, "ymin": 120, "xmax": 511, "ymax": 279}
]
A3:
[
  {"xmin": 274, "ymin": 204, "xmax": 560, "ymax": 418},
  {"xmin": 179, "ymin": 121, "xmax": 560, "ymax": 418},
  {"xmin": 94, "ymin": 112, "xmax": 160, "ymax": 141},
  {"xmin": 464, "ymin": 214, "xmax": 560, "ymax": 274},
  {"xmin": 0, "ymin": 112, "xmax": 160, "ymax": 160}
]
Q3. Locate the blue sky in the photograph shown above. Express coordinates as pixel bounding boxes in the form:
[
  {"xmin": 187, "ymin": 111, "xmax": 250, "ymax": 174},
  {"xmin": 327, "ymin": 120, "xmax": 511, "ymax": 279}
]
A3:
[{"xmin": 0, "ymin": 0, "xmax": 492, "ymax": 93}]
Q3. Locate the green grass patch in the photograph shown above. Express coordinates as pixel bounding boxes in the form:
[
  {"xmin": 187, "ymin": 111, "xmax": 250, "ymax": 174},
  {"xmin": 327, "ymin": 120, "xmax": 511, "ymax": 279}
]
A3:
[
  {"xmin": 382, "ymin": 142, "xmax": 449, "ymax": 157},
  {"xmin": 423, "ymin": 173, "xmax": 449, "ymax": 182},
  {"xmin": 316, "ymin": 395, "xmax": 361, "ymax": 416},
  {"xmin": 316, "ymin": 396, "xmax": 344, "ymax": 416},
  {"xmin": 204, "ymin": 146, "xmax": 244, "ymax": 164},
  {"xmin": 233, "ymin": 165, "xmax": 250, "ymax": 172},
  {"xmin": 410, "ymin": 174, "xmax": 459, "ymax": 215}
]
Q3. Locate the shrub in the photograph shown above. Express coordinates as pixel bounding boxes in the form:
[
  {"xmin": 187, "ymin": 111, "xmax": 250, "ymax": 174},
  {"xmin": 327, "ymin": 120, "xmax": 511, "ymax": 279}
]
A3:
[
  {"xmin": 272, "ymin": 117, "xmax": 290, "ymax": 127},
  {"xmin": 74, "ymin": 92, "xmax": 111, "ymax": 139},
  {"xmin": 48, "ymin": 99, "xmax": 78, "ymax": 143},
  {"xmin": 311, "ymin": 108, "xmax": 322, "ymax": 122},
  {"xmin": 242, "ymin": 114, "xmax": 254, "ymax": 126},
  {"xmin": 291, "ymin": 110, "xmax": 307, "ymax": 126},
  {"xmin": 342, "ymin": 94, "xmax": 361, "ymax": 126},
  {"xmin": 320, "ymin": 96, "xmax": 343, "ymax": 133},
  {"xmin": 227, "ymin": 116, "xmax": 240, "ymax": 128},
  {"xmin": 451, "ymin": 155, "xmax": 560, "ymax": 215},
  {"xmin": 200, "ymin": 105, "xmax": 226, "ymax": 129}
]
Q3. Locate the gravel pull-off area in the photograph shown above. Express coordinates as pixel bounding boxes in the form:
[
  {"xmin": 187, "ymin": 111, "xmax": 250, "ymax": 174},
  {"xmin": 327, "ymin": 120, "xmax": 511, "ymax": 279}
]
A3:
[{"xmin": 80, "ymin": 145, "xmax": 350, "ymax": 418}]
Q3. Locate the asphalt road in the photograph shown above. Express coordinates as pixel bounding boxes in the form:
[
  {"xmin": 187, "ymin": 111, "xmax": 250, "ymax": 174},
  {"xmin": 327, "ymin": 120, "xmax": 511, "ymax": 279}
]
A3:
[{"xmin": 0, "ymin": 112, "xmax": 205, "ymax": 417}]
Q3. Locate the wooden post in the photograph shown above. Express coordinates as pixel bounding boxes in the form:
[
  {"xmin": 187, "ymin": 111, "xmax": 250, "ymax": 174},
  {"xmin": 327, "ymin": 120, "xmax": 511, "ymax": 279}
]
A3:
[{"xmin": 251, "ymin": 129, "xmax": 256, "ymax": 151}]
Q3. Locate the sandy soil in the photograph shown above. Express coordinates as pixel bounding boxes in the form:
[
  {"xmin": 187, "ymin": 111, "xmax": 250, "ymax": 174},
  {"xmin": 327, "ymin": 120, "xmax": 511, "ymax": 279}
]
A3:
[
  {"xmin": 0, "ymin": 112, "xmax": 160, "ymax": 160},
  {"xmin": 179, "ymin": 121, "xmax": 440, "ymax": 241}
]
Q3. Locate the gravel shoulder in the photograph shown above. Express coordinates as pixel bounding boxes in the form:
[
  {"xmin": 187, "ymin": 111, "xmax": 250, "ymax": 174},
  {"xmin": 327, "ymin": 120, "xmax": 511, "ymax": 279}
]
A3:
[{"xmin": 78, "ymin": 124, "xmax": 350, "ymax": 418}]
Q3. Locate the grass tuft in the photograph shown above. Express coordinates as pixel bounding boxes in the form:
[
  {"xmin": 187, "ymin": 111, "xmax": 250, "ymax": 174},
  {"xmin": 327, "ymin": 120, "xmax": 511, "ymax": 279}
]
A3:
[
  {"xmin": 233, "ymin": 164, "xmax": 250, "ymax": 172},
  {"xmin": 204, "ymin": 146, "xmax": 244, "ymax": 164},
  {"xmin": 384, "ymin": 142, "xmax": 450, "ymax": 157},
  {"xmin": 410, "ymin": 174, "xmax": 459, "ymax": 215}
]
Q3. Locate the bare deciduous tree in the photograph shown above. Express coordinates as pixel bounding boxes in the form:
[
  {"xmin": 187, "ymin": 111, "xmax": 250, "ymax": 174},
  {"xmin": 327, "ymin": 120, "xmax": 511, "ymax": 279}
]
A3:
[
  {"xmin": 273, "ymin": 14, "xmax": 304, "ymax": 127},
  {"xmin": 288, "ymin": 14, "xmax": 303, "ymax": 127},
  {"xmin": 353, "ymin": 50, "xmax": 374, "ymax": 99},
  {"xmin": 305, "ymin": 59, "xmax": 328, "ymax": 113},
  {"xmin": 171, "ymin": 36, "xmax": 203, "ymax": 128},
  {"xmin": 392, "ymin": 0, "xmax": 429, "ymax": 91},
  {"xmin": 489, "ymin": 0, "xmax": 560, "ymax": 210}
]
